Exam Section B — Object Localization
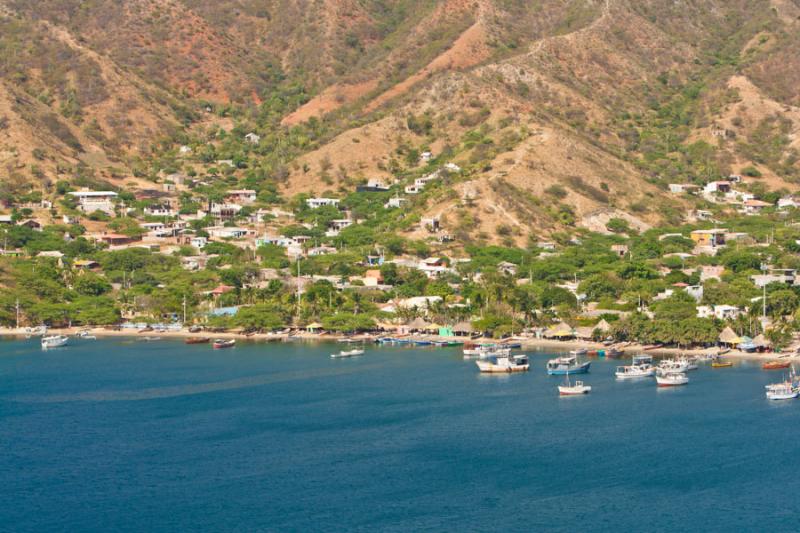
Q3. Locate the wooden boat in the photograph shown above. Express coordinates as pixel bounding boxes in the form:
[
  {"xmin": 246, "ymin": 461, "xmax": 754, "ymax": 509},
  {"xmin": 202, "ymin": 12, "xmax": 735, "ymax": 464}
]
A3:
[
  {"xmin": 476, "ymin": 355, "xmax": 529, "ymax": 373},
  {"xmin": 763, "ymin": 360, "xmax": 791, "ymax": 370},
  {"xmin": 558, "ymin": 374, "xmax": 591, "ymax": 395},
  {"xmin": 331, "ymin": 348, "xmax": 365, "ymax": 359},
  {"xmin": 656, "ymin": 372, "xmax": 688, "ymax": 387},
  {"xmin": 547, "ymin": 355, "xmax": 591, "ymax": 375},
  {"xmin": 212, "ymin": 339, "xmax": 235, "ymax": 349},
  {"xmin": 711, "ymin": 358, "xmax": 733, "ymax": 368},
  {"xmin": 41, "ymin": 335, "xmax": 68, "ymax": 349},
  {"xmin": 185, "ymin": 337, "xmax": 210, "ymax": 345}
]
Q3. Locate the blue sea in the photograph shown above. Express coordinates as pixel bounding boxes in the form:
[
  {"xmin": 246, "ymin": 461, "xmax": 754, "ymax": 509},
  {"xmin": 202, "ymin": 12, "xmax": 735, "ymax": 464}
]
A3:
[{"xmin": 2, "ymin": 338, "xmax": 799, "ymax": 532}]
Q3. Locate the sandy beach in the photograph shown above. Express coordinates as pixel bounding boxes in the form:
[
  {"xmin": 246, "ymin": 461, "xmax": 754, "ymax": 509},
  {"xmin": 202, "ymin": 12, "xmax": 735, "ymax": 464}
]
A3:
[{"xmin": 2, "ymin": 326, "xmax": 795, "ymax": 361}]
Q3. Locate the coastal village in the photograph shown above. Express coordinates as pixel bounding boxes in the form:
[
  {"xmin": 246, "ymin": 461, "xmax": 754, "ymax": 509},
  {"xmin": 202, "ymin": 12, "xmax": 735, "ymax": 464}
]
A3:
[{"xmin": 3, "ymin": 143, "xmax": 800, "ymax": 363}]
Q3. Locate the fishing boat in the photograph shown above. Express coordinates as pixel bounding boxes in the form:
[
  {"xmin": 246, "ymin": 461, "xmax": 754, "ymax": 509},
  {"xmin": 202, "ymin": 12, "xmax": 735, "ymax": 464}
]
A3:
[
  {"xmin": 463, "ymin": 346, "xmax": 511, "ymax": 359},
  {"xmin": 605, "ymin": 348, "xmax": 624, "ymax": 359},
  {"xmin": 331, "ymin": 348, "xmax": 365, "ymax": 358},
  {"xmin": 546, "ymin": 355, "xmax": 591, "ymax": 375},
  {"xmin": 656, "ymin": 371, "xmax": 688, "ymax": 387},
  {"xmin": 413, "ymin": 339, "xmax": 433, "ymax": 346},
  {"xmin": 142, "ymin": 336, "xmax": 161, "ymax": 342},
  {"xmin": 212, "ymin": 339, "xmax": 235, "ymax": 349},
  {"xmin": 615, "ymin": 363, "xmax": 655, "ymax": 379},
  {"xmin": 657, "ymin": 358, "xmax": 690, "ymax": 373},
  {"xmin": 558, "ymin": 374, "xmax": 591, "ymax": 395},
  {"xmin": 677, "ymin": 355, "xmax": 699, "ymax": 371},
  {"xmin": 476, "ymin": 355, "xmax": 530, "ymax": 373},
  {"xmin": 765, "ymin": 382, "xmax": 798, "ymax": 400},
  {"xmin": 569, "ymin": 348, "xmax": 588, "ymax": 357},
  {"xmin": 711, "ymin": 358, "xmax": 733, "ymax": 368},
  {"xmin": 763, "ymin": 360, "xmax": 791, "ymax": 370},
  {"xmin": 41, "ymin": 335, "xmax": 68, "ymax": 349},
  {"xmin": 632, "ymin": 354, "xmax": 653, "ymax": 366},
  {"xmin": 185, "ymin": 337, "xmax": 210, "ymax": 345}
]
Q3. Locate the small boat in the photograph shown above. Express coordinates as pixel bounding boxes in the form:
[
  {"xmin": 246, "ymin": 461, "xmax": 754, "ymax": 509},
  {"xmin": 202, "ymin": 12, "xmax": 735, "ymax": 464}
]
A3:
[
  {"xmin": 499, "ymin": 342, "xmax": 522, "ymax": 349},
  {"xmin": 185, "ymin": 337, "xmax": 211, "ymax": 345},
  {"xmin": 615, "ymin": 364, "xmax": 655, "ymax": 379},
  {"xmin": 605, "ymin": 348, "xmax": 624, "ymax": 359},
  {"xmin": 677, "ymin": 355, "xmax": 699, "ymax": 371},
  {"xmin": 656, "ymin": 371, "xmax": 688, "ymax": 387},
  {"xmin": 41, "ymin": 335, "xmax": 68, "ymax": 349},
  {"xmin": 765, "ymin": 382, "xmax": 798, "ymax": 400},
  {"xmin": 711, "ymin": 358, "xmax": 733, "ymax": 368},
  {"xmin": 338, "ymin": 338, "xmax": 358, "ymax": 344},
  {"xmin": 547, "ymin": 355, "xmax": 591, "ymax": 375},
  {"xmin": 763, "ymin": 360, "xmax": 791, "ymax": 370},
  {"xmin": 632, "ymin": 354, "xmax": 653, "ymax": 366},
  {"xmin": 558, "ymin": 375, "xmax": 591, "ymax": 395},
  {"xmin": 658, "ymin": 358, "xmax": 690, "ymax": 373},
  {"xmin": 331, "ymin": 348, "xmax": 365, "ymax": 358},
  {"xmin": 476, "ymin": 355, "xmax": 530, "ymax": 373},
  {"xmin": 569, "ymin": 349, "xmax": 588, "ymax": 357},
  {"xmin": 142, "ymin": 336, "xmax": 161, "ymax": 342},
  {"xmin": 463, "ymin": 347, "xmax": 511, "ymax": 359},
  {"xmin": 212, "ymin": 339, "xmax": 236, "ymax": 349},
  {"xmin": 413, "ymin": 339, "xmax": 433, "ymax": 346}
]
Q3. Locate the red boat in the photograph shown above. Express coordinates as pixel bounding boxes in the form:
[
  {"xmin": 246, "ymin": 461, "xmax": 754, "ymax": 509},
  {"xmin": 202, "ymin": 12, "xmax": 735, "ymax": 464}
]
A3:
[
  {"xmin": 763, "ymin": 360, "xmax": 791, "ymax": 370},
  {"xmin": 212, "ymin": 339, "xmax": 236, "ymax": 349},
  {"xmin": 185, "ymin": 337, "xmax": 210, "ymax": 345}
]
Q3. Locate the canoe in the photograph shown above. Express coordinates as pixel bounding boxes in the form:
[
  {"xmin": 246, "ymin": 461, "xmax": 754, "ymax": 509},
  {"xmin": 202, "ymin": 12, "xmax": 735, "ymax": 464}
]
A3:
[
  {"xmin": 763, "ymin": 360, "xmax": 791, "ymax": 370},
  {"xmin": 185, "ymin": 337, "xmax": 210, "ymax": 345},
  {"xmin": 711, "ymin": 360, "xmax": 733, "ymax": 368}
]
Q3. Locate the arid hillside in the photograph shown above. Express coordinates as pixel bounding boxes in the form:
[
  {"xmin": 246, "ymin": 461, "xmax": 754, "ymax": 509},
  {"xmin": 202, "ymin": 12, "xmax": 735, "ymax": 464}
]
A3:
[{"xmin": 1, "ymin": 0, "xmax": 799, "ymax": 242}]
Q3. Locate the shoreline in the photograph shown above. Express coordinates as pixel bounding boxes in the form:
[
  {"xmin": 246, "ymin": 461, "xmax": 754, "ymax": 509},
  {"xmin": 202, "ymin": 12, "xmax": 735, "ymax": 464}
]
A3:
[{"xmin": 1, "ymin": 326, "xmax": 795, "ymax": 361}]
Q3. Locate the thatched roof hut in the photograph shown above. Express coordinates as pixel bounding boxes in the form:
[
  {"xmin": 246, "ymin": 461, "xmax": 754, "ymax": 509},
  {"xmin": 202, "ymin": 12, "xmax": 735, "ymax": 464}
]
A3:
[
  {"xmin": 719, "ymin": 326, "xmax": 741, "ymax": 345},
  {"xmin": 544, "ymin": 322, "xmax": 574, "ymax": 339},
  {"xmin": 452, "ymin": 321, "xmax": 474, "ymax": 334},
  {"xmin": 407, "ymin": 317, "xmax": 432, "ymax": 331}
]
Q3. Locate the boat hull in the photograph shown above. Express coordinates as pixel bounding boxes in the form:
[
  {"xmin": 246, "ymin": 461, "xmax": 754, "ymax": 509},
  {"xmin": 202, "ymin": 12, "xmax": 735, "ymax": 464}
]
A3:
[{"xmin": 547, "ymin": 362, "xmax": 591, "ymax": 375}]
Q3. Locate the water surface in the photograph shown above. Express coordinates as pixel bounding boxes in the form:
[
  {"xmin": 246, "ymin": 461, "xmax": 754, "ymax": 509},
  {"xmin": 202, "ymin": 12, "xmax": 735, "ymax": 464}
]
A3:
[{"xmin": 1, "ymin": 338, "xmax": 798, "ymax": 531}]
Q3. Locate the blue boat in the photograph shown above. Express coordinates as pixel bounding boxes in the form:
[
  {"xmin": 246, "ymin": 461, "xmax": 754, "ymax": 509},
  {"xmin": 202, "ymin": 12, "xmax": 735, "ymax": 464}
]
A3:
[
  {"xmin": 546, "ymin": 355, "xmax": 591, "ymax": 375},
  {"xmin": 414, "ymin": 340, "xmax": 433, "ymax": 346}
]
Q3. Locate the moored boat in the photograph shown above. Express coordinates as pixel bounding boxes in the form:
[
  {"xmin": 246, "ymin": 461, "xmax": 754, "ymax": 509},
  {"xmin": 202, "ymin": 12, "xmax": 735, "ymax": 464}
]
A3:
[
  {"xmin": 41, "ymin": 335, "xmax": 68, "ymax": 349},
  {"xmin": 658, "ymin": 358, "xmax": 690, "ymax": 373},
  {"xmin": 711, "ymin": 358, "xmax": 733, "ymax": 368},
  {"xmin": 476, "ymin": 355, "xmax": 530, "ymax": 373},
  {"xmin": 632, "ymin": 354, "xmax": 653, "ymax": 366},
  {"xmin": 185, "ymin": 337, "xmax": 211, "ymax": 345},
  {"xmin": 569, "ymin": 349, "xmax": 588, "ymax": 357},
  {"xmin": 656, "ymin": 371, "xmax": 688, "ymax": 387},
  {"xmin": 763, "ymin": 360, "xmax": 791, "ymax": 370},
  {"xmin": 331, "ymin": 348, "xmax": 364, "ymax": 358},
  {"xmin": 615, "ymin": 363, "xmax": 655, "ymax": 379},
  {"xmin": 558, "ymin": 375, "xmax": 591, "ymax": 395},
  {"xmin": 546, "ymin": 355, "xmax": 590, "ymax": 375},
  {"xmin": 765, "ymin": 382, "xmax": 798, "ymax": 400},
  {"xmin": 212, "ymin": 339, "xmax": 235, "ymax": 349}
]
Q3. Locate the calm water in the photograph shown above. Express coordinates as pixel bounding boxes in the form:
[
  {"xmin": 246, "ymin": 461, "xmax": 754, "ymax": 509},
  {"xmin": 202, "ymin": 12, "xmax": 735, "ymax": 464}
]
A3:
[{"xmin": 2, "ymin": 338, "xmax": 800, "ymax": 532}]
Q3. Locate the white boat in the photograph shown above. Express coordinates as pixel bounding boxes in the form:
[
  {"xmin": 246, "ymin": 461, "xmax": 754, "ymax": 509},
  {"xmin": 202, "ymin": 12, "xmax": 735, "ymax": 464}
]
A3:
[
  {"xmin": 615, "ymin": 363, "xmax": 655, "ymax": 379},
  {"xmin": 656, "ymin": 371, "xmax": 688, "ymax": 387},
  {"xmin": 765, "ymin": 382, "xmax": 798, "ymax": 401},
  {"xmin": 558, "ymin": 374, "xmax": 591, "ymax": 395},
  {"xmin": 476, "ymin": 355, "xmax": 530, "ymax": 373},
  {"xmin": 677, "ymin": 355, "xmax": 698, "ymax": 371},
  {"xmin": 41, "ymin": 335, "xmax": 68, "ymax": 349},
  {"xmin": 331, "ymin": 348, "xmax": 364, "ymax": 359},
  {"xmin": 546, "ymin": 355, "xmax": 590, "ymax": 375},
  {"xmin": 569, "ymin": 349, "xmax": 588, "ymax": 357},
  {"xmin": 75, "ymin": 330, "xmax": 96, "ymax": 339},
  {"xmin": 632, "ymin": 354, "xmax": 653, "ymax": 366},
  {"xmin": 657, "ymin": 358, "xmax": 690, "ymax": 373},
  {"xmin": 463, "ymin": 346, "xmax": 511, "ymax": 359}
]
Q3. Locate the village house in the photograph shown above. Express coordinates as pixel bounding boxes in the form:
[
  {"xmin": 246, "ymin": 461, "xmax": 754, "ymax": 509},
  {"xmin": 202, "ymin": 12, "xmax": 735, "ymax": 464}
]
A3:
[
  {"xmin": 325, "ymin": 219, "xmax": 353, "ymax": 237},
  {"xmin": 537, "ymin": 241, "xmax": 557, "ymax": 251},
  {"xmin": 668, "ymin": 183, "xmax": 700, "ymax": 194},
  {"xmin": 69, "ymin": 191, "xmax": 118, "ymax": 215},
  {"xmin": 190, "ymin": 236, "xmax": 208, "ymax": 249},
  {"xmin": 741, "ymin": 199, "xmax": 772, "ymax": 215},
  {"xmin": 384, "ymin": 197, "xmax": 407, "ymax": 209},
  {"xmin": 611, "ymin": 244, "xmax": 629, "ymax": 257},
  {"xmin": 690, "ymin": 229, "xmax": 727, "ymax": 248},
  {"xmin": 404, "ymin": 185, "xmax": 421, "ymax": 194},
  {"xmin": 497, "ymin": 261, "xmax": 518, "ymax": 276},
  {"xmin": 751, "ymin": 268, "xmax": 797, "ymax": 288},
  {"xmin": 207, "ymin": 226, "xmax": 251, "ymax": 239},
  {"xmin": 422, "ymin": 217, "xmax": 440, "ymax": 233},
  {"xmin": 0, "ymin": 214, "xmax": 12, "ymax": 224},
  {"xmin": 244, "ymin": 132, "xmax": 261, "ymax": 145},
  {"xmin": 306, "ymin": 198, "xmax": 340, "ymax": 209},
  {"xmin": 694, "ymin": 209, "xmax": 714, "ymax": 221},
  {"xmin": 307, "ymin": 246, "xmax": 337, "ymax": 257},
  {"xmin": 73, "ymin": 259, "xmax": 101, "ymax": 271},
  {"xmin": 418, "ymin": 257, "xmax": 450, "ymax": 278},
  {"xmin": 143, "ymin": 203, "xmax": 176, "ymax": 217},
  {"xmin": 696, "ymin": 304, "xmax": 741, "ymax": 320},
  {"xmin": 420, "ymin": 151, "xmax": 433, "ymax": 162},
  {"xmin": 226, "ymin": 190, "xmax": 257, "ymax": 204},
  {"xmin": 703, "ymin": 181, "xmax": 731, "ymax": 195},
  {"xmin": 210, "ymin": 203, "xmax": 242, "ymax": 221},
  {"xmin": 17, "ymin": 219, "xmax": 43, "ymax": 231},
  {"xmin": 356, "ymin": 179, "xmax": 391, "ymax": 192},
  {"xmin": 700, "ymin": 265, "xmax": 724, "ymax": 282}
]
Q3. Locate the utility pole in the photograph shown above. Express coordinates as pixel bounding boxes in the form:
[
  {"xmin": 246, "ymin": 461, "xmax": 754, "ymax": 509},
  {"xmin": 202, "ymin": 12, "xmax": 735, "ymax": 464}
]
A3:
[
  {"xmin": 183, "ymin": 295, "xmax": 187, "ymax": 326},
  {"xmin": 15, "ymin": 298, "xmax": 20, "ymax": 330}
]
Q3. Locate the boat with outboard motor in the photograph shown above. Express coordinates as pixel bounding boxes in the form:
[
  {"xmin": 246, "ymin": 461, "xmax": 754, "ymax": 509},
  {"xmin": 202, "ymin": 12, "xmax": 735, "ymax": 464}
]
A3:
[
  {"xmin": 41, "ymin": 335, "xmax": 68, "ymax": 349},
  {"xmin": 655, "ymin": 370, "xmax": 688, "ymax": 387},
  {"xmin": 546, "ymin": 355, "xmax": 591, "ymax": 375},
  {"xmin": 558, "ymin": 374, "xmax": 591, "ymax": 395},
  {"xmin": 615, "ymin": 363, "xmax": 655, "ymax": 379},
  {"xmin": 331, "ymin": 348, "xmax": 365, "ymax": 358}
]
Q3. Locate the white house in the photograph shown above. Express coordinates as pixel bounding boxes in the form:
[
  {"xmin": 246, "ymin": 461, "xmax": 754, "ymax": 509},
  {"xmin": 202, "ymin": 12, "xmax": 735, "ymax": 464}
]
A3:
[
  {"xmin": 191, "ymin": 237, "xmax": 208, "ymax": 249},
  {"xmin": 669, "ymin": 183, "xmax": 700, "ymax": 194},
  {"xmin": 69, "ymin": 191, "xmax": 118, "ymax": 215},
  {"xmin": 306, "ymin": 198, "xmax": 340, "ymax": 209},
  {"xmin": 404, "ymin": 185, "xmax": 421, "ymax": 195},
  {"xmin": 742, "ymin": 199, "xmax": 772, "ymax": 215},
  {"xmin": 143, "ymin": 204, "xmax": 176, "ymax": 217},
  {"xmin": 696, "ymin": 304, "xmax": 741, "ymax": 320},
  {"xmin": 384, "ymin": 197, "xmax": 407, "ymax": 209},
  {"xmin": 244, "ymin": 132, "xmax": 261, "ymax": 145},
  {"xmin": 751, "ymin": 269, "xmax": 797, "ymax": 288},
  {"xmin": 207, "ymin": 226, "xmax": 251, "ymax": 239},
  {"xmin": 325, "ymin": 219, "xmax": 352, "ymax": 237},
  {"xmin": 778, "ymin": 197, "xmax": 799, "ymax": 210}
]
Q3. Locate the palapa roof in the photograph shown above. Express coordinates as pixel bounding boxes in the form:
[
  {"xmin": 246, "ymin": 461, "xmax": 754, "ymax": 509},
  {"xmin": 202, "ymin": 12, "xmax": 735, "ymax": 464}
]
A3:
[
  {"xmin": 574, "ymin": 327, "xmax": 595, "ymax": 339},
  {"xmin": 452, "ymin": 321, "xmax": 474, "ymax": 333},
  {"xmin": 752, "ymin": 334, "xmax": 772, "ymax": 347},
  {"xmin": 719, "ymin": 326, "xmax": 741, "ymax": 344},
  {"xmin": 595, "ymin": 319, "xmax": 612, "ymax": 332},
  {"xmin": 407, "ymin": 317, "xmax": 432, "ymax": 330},
  {"xmin": 306, "ymin": 322, "xmax": 323, "ymax": 329}
]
